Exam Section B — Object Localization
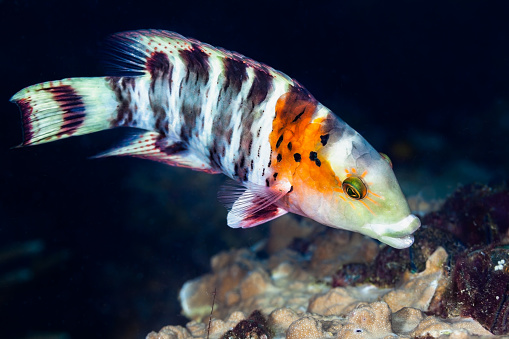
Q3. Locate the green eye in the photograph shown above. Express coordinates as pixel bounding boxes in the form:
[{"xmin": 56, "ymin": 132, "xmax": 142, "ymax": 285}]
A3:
[
  {"xmin": 342, "ymin": 176, "xmax": 367, "ymax": 200},
  {"xmin": 379, "ymin": 152, "xmax": 393, "ymax": 168}
]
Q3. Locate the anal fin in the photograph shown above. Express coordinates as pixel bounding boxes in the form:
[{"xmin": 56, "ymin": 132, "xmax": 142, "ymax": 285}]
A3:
[
  {"xmin": 218, "ymin": 181, "xmax": 290, "ymax": 228},
  {"xmin": 94, "ymin": 131, "xmax": 220, "ymax": 173}
]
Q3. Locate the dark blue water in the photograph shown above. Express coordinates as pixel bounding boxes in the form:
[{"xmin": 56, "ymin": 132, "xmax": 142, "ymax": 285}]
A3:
[{"xmin": 1, "ymin": 1, "xmax": 508, "ymax": 338}]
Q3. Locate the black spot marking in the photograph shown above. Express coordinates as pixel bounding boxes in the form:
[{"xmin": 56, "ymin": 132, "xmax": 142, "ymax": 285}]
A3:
[
  {"xmin": 315, "ymin": 159, "xmax": 321, "ymax": 167},
  {"xmin": 223, "ymin": 57, "xmax": 247, "ymax": 92},
  {"xmin": 320, "ymin": 134, "xmax": 330, "ymax": 146},
  {"xmin": 247, "ymin": 138, "xmax": 253, "ymax": 156},
  {"xmin": 309, "ymin": 151, "xmax": 318, "ymax": 161},
  {"xmin": 250, "ymin": 159, "xmax": 254, "ymax": 170},
  {"xmin": 277, "ymin": 153, "xmax": 282, "ymax": 162},
  {"xmin": 276, "ymin": 135, "xmax": 283, "ymax": 148},
  {"xmin": 268, "ymin": 159, "xmax": 272, "ymax": 167},
  {"xmin": 292, "ymin": 109, "xmax": 305, "ymax": 123},
  {"xmin": 288, "ymin": 186, "xmax": 293, "ymax": 193},
  {"xmin": 247, "ymin": 68, "xmax": 273, "ymax": 106},
  {"xmin": 273, "ymin": 172, "xmax": 278, "ymax": 180},
  {"xmin": 294, "ymin": 153, "xmax": 301, "ymax": 162},
  {"xmin": 287, "ymin": 142, "xmax": 292, "ymax": 151},
  {"xmin": 262, "ymin": 168, "xmax": 265, "ymax": 176},
  {"xmin": 266, "ymin": 178, "xmax": 270, "ymax": 187}
]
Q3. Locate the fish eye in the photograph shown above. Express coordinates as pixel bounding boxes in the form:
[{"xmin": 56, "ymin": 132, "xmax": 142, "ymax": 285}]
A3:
[
  {"xmin": 379, "ymin": 152, "xmax": 393, "ymax": 168},
  {"xmin": 342, "ymin": 176, "xmax": 367, "ymax": 200}
]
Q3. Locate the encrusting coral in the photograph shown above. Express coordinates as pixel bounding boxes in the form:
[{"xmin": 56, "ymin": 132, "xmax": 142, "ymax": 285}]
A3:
[{"xmin": 148, "ymin": 184, "xmax": 509, "ymax": 339}]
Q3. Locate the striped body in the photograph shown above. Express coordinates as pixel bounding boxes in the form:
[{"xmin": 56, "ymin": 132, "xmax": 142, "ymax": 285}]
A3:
[
  {"xmin": 104, "ymin": 32, "xmax": 302, "ymax": 184},
  {"xmin": 11, "ymin": 30, "xmax": 421, "ymax": 248}
]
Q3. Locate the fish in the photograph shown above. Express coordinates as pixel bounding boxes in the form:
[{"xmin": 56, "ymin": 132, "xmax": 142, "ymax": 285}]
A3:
[{"xmin": 10, "ymin": 30, "xmax": 420, "ymax": 249}]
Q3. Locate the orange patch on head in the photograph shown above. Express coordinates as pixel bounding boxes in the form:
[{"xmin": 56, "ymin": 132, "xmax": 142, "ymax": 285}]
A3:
[{"xmin": 268, "ymin": 90, "xmax": 340, "ymax": 195}]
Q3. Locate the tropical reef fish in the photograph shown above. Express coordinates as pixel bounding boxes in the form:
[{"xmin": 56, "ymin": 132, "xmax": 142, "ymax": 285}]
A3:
[{"xmin": 11, "ymin": 30, "xmax": 420, "ymax": 248}]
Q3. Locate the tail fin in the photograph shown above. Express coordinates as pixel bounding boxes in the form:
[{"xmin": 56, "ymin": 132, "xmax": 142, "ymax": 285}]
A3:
[{"xmin": 10, "ymin": 77, "xmax": 118, "ymax": 146}]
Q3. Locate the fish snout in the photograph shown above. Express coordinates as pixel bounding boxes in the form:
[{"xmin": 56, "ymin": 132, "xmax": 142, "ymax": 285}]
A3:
[{"xmin": 365, "ymin": 214, "xmax": 422, "ymax": 249}]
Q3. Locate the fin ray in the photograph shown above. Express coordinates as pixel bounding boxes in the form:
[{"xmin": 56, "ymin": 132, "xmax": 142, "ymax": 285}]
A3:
[
  {"xmin": 218, "ymin": 181, "xmax": 290, "ymax": 228},
  {"xmin": 104, "ymin": 30, "xmax": 190, "ymax": 76},
  {"xmin": 11, "ymin": 78, "xmax": 118, "ymax": 146},
  {"xmin": 95, "ymin": 131, "xmax": 220, "ymax": 173}
]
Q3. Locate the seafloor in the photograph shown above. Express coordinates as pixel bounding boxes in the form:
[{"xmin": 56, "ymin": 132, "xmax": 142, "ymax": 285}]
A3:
[{"xmin": 147, "ymin": 183, "xmax": 509, "ymax": 338}]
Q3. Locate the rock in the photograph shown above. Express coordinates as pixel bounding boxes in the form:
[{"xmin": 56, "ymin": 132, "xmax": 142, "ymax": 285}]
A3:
[
  {"xmin": 286, "ymin": 317, "xmax": 325, "ymax": 339},
  {"xmin": 410, "ymin": 316, "xmax": 493, "ymax": 338},
  {"xmin": 337, "ymin": 302, "xmax": 395, "ymax": 339},
  {"xmin": 155, "ymin": 185, "xmax": 509, "ymax": 339},
  {"xmin": 383, "ymin": 247, "xmax": 447, "ymax": 312}
]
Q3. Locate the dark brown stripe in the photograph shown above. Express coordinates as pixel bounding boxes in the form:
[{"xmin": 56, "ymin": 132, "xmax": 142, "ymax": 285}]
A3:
[
  {"xmin": 43, "ymin": 85, "xmax": 86, "ymax": 136},
  {"xmin": 247, "ymin": 68, "xmax": 273, "ymax": 106},
  {"xmin": 108, "ymin": 77, "xmax": 137, "ymax": 127},
  {"xmin": 208, "ymin": 141, "xmax": 222, "ymax": 169},
  {"xmin": 223, "ymin": 57, "xmax": 247, "ymax": 92},
  {"xmin": 245, "ymin": 203, "xmax": 279, "ymax": 223},
  {"xmin": 179, "ymin": 44, "xmax": 211, "ymax": 142},
  {"xmin": 146, "ymin": 53, "xmax": 173, "ymax": 136},
  {"xmin": 162, "ymin": 141, "xmax": 186, "ymax": 155},
  {"xmin": 147, "ymin": 52, "xmax": 171, "ymax": 78},
  {"xmin": 17, "ymin": 99, "xmax": 34, "ymax": 144},
  {"xmin": 179, "ymin": 44, "xmax": 210, "ymax": 84}
]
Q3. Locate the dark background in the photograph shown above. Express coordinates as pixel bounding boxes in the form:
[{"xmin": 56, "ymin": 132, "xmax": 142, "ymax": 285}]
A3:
[{"xmin": 1, "ymin": 1, "xmax": 509, "ymax": 338}]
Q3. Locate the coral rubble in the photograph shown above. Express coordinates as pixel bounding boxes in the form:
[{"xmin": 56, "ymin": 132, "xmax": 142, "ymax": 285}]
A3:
[{"xmin": 148, "ymin": 184, "xmax": 509, "ymax": 338}]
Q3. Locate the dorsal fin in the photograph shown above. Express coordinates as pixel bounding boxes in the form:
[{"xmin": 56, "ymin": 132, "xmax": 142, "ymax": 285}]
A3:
[
  {"xmin": 94, "ymin": 131, "xmax": 220, "ymax": 173},
  {"xmin": 104, "ymin": 30, "xmax": 193, "ymax": 76},
  {"xmin": 103, "ymin": 30, "xmax": 292, "ymax": 81},
  {"xmin": 218, "ymin": 181, "xmax": 290, "ymax": 228}
]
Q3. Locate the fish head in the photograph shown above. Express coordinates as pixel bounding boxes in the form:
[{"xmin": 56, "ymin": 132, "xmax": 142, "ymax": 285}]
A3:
[{"xmin": 312, "ymin": 121, "xmax": 421, "ymax": 249}]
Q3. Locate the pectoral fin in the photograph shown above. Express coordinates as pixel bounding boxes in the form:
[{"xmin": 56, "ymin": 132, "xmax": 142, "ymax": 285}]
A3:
[{"xmin": 218, "ymin": 181, "xmax": 291, "ymax": 228}]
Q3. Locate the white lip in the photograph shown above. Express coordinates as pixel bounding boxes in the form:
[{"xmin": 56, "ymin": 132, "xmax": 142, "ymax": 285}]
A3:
[
  {"xmin": 379, "ymin": 234, "xmax": 415, "ymax": 249},
  {"xmin": 366, "ymin": 214, "xmax": 421, "ymax": 249}
]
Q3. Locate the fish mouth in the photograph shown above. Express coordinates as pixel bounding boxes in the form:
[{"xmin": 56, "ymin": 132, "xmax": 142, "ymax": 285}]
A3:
[{"xmin": 366, "ymin": 214, "xmax": 421, "ymax": 249}]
